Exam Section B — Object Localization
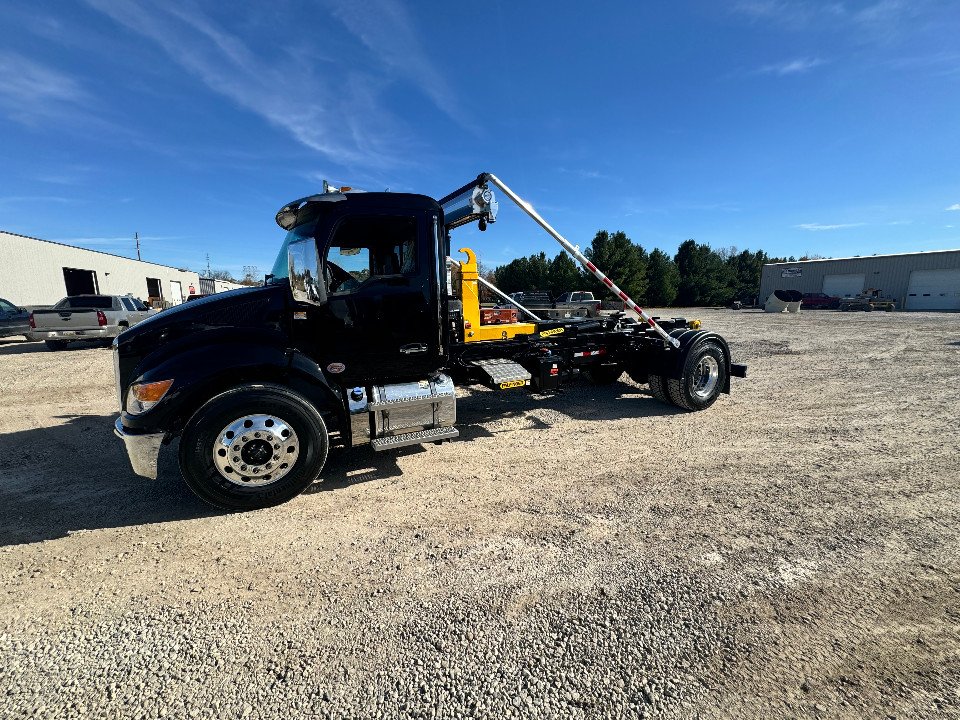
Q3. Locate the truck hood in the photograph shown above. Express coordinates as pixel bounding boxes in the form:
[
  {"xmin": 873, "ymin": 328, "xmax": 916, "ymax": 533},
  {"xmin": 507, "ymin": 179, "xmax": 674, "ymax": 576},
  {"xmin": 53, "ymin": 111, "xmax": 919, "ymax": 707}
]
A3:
[{"xmin": 116, "ymin": 283, "xmax": 290, "ymax": 357}]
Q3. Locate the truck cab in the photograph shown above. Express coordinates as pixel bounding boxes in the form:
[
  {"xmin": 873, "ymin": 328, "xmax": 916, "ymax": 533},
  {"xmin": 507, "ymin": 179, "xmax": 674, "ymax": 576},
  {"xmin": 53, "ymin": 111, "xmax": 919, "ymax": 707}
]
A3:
[{"xmin": 274, "ymin": 191, "xmax": 449, "ymax": 386}]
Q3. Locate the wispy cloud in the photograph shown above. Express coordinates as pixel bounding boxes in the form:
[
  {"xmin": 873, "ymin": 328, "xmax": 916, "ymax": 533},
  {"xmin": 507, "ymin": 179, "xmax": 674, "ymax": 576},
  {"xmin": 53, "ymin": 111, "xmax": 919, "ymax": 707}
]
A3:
[
  {"xmin": 795, "ymin": 222, "xmax": 866, "ymax": 231},
  {"xmin": 758, "ymin": 57, "xmax": 826, "ymax": 75},
  {"xmin": 0, "ymin": 195, "xmax": 79, "ymax": 207},
  {"xmin": 946, "ymin": 203, "xmax": 960, "ymax": 211},
  {"xmin": 733, "ymin": 1, "xmax": 847, "ymax": 28},
  {"xmin": 327, "ymin": 0, "xmax": 477, "ymax": 134},
  {"xmin": 558, "ymin": 167, "xmax": 614, "ymax": 181},
  {"xmin": 0, "ymin": 52, "xmax": 89, "ymax": 125},
  {"xmin": 83, "ymin": 0, "xmax": 431, "ymax": 168},
  {"xmin": 733, "ymin": 0, "xmax": 917, "ymax": 41}
]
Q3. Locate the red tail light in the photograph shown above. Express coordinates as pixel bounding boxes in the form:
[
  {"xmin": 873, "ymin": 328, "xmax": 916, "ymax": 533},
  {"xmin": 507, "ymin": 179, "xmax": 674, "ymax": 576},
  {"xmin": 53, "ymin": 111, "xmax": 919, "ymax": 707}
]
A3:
[
  {"xmin": 28, "ymin": 312, "xmax": 36, "ymax": 329},
  {"xmin": 97, "ymin": 310, "xmax": 108, "ymax": 327}
]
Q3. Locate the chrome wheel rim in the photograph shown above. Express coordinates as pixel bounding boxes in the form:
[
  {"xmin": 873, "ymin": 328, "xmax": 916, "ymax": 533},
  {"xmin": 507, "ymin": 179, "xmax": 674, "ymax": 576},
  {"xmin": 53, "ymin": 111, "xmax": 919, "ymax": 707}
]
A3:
[
  {"xmin": 212, "ymin": 414, "xmax": 299, "ymax": 487},
  {"xmin": 691, "ymin": 356, "xmax": 720, "ymax": 400}
]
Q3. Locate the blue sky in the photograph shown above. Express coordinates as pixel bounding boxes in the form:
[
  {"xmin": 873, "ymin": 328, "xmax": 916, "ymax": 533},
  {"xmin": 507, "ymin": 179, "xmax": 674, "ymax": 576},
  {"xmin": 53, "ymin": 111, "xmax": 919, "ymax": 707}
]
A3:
[{"xmin": 1, "ymin": 1, "xmax": 959, "ymax": 278}]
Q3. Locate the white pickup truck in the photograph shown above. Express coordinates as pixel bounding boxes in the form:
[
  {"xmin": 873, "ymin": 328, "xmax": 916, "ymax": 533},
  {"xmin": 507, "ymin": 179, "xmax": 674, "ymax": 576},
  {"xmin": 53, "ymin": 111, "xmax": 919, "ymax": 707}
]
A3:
[{"xmin": 27, "ymin": 294, "xmax": 156, "ymax": 350}]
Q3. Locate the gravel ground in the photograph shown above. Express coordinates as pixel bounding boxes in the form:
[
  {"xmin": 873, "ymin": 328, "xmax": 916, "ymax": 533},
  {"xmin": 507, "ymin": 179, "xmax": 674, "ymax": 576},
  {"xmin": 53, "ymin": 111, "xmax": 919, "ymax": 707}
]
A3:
[{"xmin": 0, "ymin": 309, "xmax": 958, "ymax": 719}]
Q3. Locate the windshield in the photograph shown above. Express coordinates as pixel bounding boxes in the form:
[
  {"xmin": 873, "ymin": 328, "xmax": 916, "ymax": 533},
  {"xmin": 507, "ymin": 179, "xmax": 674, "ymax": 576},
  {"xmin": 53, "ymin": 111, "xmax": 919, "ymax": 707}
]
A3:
[{"xmin": 270, "ymin": 221, "xmax": 317, "ymax": 282}]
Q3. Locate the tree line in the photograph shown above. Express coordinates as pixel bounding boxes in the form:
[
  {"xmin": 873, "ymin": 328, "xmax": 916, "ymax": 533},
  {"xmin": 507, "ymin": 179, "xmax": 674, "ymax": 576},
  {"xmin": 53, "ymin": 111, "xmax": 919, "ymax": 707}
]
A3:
[{"xmin": 492, "ymin": 230, "xmax": 802, "ymax": 306}]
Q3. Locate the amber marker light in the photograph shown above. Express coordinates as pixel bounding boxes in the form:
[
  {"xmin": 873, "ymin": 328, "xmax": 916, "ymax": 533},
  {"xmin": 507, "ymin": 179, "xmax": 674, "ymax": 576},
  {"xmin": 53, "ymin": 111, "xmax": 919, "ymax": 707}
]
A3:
[{"xmin": 127, "ymin": 379, "xmax": 174, "ymax": 414}]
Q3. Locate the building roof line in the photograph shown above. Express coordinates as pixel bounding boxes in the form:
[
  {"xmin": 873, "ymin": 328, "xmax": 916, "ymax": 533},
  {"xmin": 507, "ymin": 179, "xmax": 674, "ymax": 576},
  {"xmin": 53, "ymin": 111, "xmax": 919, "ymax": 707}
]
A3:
[
  {"xmin": 764, "ymin": 248, "xmax": 960, "ymax": 266},
  {"xmin": 0, "ymin": 229, "xmax": 197, "ymax": 274}
]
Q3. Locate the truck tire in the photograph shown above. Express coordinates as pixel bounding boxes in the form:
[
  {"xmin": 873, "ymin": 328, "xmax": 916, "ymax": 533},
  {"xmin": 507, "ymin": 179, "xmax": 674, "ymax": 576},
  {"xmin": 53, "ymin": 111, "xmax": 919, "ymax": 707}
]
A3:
[
  {"xmin": 179, "ymin": 384, "xmax": 329, "ymax": 511},
  {"xmin": 45, "ymin": 340, "xmax": 68, "ymax": 351},
  {"xmin": 665, "ymin": 341, "xmax": 728, "ymax": 412},
  {"xmin": 647, "ymin": 374, "xmax": 671, "ymax": 403},
  {"xmin": 587, "ymin": 363, "xmax": 624, "ymax": 384}
]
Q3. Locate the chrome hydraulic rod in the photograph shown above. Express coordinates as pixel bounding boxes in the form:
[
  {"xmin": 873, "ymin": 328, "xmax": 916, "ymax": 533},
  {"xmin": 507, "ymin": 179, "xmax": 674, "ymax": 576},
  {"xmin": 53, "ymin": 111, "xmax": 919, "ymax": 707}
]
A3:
[
  {"xmin": 484, "ymin": 173, "xmax": 680, "ymax": 348},
  {"xmin": 446, "ymin": 257, "xmax": 543, "ymax": 321}
]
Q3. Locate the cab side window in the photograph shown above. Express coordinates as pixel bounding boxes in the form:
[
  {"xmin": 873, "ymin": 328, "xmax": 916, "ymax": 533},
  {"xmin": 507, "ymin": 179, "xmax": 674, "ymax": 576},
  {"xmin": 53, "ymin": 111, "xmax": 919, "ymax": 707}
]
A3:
[
  {"xmin": 325, "ymin": 216, "xmax": 417, "ymax": 294},
  {"xmin": 120, "ymin": 297, "xmax": 136, "ymax": 311}
]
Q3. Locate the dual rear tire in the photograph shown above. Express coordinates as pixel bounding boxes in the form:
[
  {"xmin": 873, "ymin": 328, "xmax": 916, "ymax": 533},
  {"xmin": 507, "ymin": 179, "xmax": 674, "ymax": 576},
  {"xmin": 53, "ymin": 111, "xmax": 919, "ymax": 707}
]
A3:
[{"xmin": 642, "ymin": 341, "xmax": 727, "ymax": 412}]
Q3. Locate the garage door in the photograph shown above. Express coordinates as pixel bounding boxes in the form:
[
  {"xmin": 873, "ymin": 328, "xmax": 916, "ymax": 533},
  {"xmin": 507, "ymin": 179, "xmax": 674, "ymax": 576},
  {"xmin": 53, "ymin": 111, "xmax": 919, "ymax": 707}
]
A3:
[
  {"xmin": 822, "ymin": 273, "xmax": 865, "ymax": 298},
  {"xmin": 905, "ymin": 269, "xmax": 960, "ymax": 311}
]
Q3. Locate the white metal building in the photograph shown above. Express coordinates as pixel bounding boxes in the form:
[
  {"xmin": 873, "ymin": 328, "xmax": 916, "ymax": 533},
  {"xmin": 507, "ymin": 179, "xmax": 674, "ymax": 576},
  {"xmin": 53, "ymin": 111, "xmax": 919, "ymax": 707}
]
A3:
[
  {"xmin": 759, "ymin": 249, "xmax": 960, "ymax": 311},
  {"xmin": 0, "ymin": 230, "xmax": 242, "ymax": 307}
]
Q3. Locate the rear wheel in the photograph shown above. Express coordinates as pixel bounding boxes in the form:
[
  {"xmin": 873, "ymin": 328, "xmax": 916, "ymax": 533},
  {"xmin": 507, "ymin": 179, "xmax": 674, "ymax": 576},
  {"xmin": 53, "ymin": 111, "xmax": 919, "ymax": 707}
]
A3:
[
  {"xmin": 647, "ymin": 374, "xmax": 671, "ymax": 403},
  {"xmin": 45, "ymin": 340, "xmax": 68, "ymax": 351},
  {"xmin": 179, "ymin": 384, "xmax": 329, "ymax": 511},
  {"xmin": 665, "ymin": 341, "xmax": 728, "ymax": 411}
]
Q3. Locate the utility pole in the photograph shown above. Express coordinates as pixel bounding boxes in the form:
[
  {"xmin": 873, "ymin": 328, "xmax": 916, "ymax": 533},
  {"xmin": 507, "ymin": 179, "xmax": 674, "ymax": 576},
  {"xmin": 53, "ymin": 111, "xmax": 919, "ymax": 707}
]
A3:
[
  {"xmin": 135, "ymin": 232, "xmax": 141, "ymax": 261},
  {"xmin": 206, "ymin": 253, "xmax": 211, "ymax": 277}
]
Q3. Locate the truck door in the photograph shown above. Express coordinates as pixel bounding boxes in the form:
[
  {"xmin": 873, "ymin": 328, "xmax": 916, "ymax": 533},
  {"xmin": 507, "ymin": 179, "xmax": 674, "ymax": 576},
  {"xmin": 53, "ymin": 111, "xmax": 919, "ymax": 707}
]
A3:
[{"xmin": 312, "ymin": 209, "xmax": 443, "ymax": 385}]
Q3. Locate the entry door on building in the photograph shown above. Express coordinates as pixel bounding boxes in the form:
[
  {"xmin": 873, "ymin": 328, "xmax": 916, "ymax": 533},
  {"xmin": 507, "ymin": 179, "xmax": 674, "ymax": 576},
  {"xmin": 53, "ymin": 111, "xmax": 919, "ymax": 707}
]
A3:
[
  {"xmin": 822, "ymin": 273, "xmax": 865, "ymax": 298},
  {"xmin": 63, "ymin": 267, "xmax": 99, "ymax": 296},
  {"xmin": 169, "ymin": 280, "xmax": 184, "ymax": 305},
  {"xmin": 905, "ymin": 269, "xmax": 960, "ymax": 311}
]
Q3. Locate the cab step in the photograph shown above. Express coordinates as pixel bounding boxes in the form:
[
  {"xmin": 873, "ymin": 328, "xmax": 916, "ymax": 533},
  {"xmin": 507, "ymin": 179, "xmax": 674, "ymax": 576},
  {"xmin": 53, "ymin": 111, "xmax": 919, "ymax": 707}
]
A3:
[
  {"xmin": 371, "ymin": 426, "xmax": 460, "ymax": 452},
  {"xmin": 470, "ymin": 358, "xmax": 531, "ymax": 390}
]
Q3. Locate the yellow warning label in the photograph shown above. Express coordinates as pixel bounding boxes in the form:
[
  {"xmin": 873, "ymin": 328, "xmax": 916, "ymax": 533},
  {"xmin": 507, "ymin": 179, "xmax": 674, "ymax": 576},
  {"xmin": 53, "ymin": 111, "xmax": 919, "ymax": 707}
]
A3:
[
  {"xmin": 499, "ymin": 379, "xmax": 526, "ymax": 389},
  {"xmin": 539, "ymin": 327, "xmax": 565, "ymax": 337}
]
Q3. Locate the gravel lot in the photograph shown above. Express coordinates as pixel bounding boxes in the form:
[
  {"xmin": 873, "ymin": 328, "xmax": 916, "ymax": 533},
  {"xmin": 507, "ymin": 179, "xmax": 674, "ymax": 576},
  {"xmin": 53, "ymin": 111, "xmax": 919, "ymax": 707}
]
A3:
[{"xmin": 1, "ymin": 310, "xmax": 958, "ymax": 719}]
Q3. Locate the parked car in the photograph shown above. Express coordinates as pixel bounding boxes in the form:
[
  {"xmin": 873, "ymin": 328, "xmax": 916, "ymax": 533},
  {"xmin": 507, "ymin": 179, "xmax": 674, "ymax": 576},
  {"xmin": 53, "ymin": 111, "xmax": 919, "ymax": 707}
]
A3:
[
  {"xmin": 27, "ymin": 294, "xmax": 156, "ymax": 350},
  {"xmin": 0, "ymin": 297, "xmax": 31, "ymax": 338},
  {"xmin": 801, "ymin": 292, "xmax": 840, "ymax": 309}
]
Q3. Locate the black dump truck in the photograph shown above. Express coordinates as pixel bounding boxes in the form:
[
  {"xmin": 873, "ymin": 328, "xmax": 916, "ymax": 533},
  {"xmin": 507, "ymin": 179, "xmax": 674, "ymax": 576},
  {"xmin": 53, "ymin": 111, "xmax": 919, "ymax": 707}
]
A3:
[{"xmin": 113, "ymin": 173, "xmax": 746, "ymax": 510}]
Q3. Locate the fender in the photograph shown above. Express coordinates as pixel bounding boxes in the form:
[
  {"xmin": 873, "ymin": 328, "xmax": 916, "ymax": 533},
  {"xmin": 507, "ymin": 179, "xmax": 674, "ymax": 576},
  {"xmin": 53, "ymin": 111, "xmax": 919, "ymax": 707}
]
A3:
[
  {"xmin": 628, "ymin": 329, "xmax": 735, "ymax": 393},
  {"xmin": 121, "ymin": 341, "xmax": 344, "ymax": 436}
]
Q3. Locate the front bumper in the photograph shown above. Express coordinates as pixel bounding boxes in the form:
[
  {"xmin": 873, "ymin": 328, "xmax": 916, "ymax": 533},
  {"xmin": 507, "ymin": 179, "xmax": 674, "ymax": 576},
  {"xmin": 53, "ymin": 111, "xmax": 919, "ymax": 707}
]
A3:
[{"xmin": 114, "ymin": 418, "xmax": 164, "ymax": 479}]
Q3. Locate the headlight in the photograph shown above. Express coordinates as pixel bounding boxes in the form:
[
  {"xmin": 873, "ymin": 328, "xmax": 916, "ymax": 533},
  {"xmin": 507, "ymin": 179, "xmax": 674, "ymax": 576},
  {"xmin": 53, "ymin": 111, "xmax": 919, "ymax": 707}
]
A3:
[{"xmin": 126, "ymin": 379, "xmax": 174, "ymax": 415}]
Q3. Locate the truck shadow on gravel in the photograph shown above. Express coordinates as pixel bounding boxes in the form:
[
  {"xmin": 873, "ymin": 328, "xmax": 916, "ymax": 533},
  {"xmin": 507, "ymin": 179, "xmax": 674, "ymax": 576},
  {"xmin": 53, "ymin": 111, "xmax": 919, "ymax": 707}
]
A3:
[
  {"xmin": 0, "ymin": 339, "xmax": 111, "ymax": 356},
  {"xmin": 0, "ymin": 383, "xmax": 677, "ymax": 543},
  {"xmin": 453, "ymin": 380, "xmax": 682, "ymax": 441},
  {"xmin": 0, "ymin": 414, "xmax": 217, "ymax": 546}
]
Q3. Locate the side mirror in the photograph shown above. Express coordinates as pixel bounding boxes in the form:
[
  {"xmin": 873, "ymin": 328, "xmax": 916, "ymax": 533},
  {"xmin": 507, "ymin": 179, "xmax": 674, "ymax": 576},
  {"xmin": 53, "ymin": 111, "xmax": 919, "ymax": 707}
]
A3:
[{"xmin": 288, "ymin": 238, "xmax": 326, "ymax": 306}]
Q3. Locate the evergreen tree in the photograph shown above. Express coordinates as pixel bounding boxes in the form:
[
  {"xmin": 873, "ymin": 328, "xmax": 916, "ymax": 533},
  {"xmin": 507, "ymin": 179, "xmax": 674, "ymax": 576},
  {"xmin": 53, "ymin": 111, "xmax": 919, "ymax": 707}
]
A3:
[
  {"xmin": 674, "ymin": 239, "xmax": 735, "ymax": 306},
  {"xmin": 645, "ymin": 249, "xmax": 679, "ymax": 306},
  {"xmin": 584, "ymin": 230, "xmax": 648, "ymax": 300},
  {"xmin": 546, "ymin": 252, "xmax": 584, "ymax": 296}
]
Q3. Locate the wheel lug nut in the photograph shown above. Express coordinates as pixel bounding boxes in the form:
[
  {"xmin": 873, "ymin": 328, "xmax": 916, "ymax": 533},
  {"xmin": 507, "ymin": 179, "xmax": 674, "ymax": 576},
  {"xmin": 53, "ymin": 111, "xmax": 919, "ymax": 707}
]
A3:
[
  {"xmin": 240, "ymin": 465, "xmax": 248, "ymax": 471},
  {"xmin": 254, "ymin": 432, "xmax": 261, "ymax": 438},
  {"xmin": 273, "ymin": 455, "xmax": 280, "ymax": 461},
  {"xmin": 241, "ymin": 436, "xmax": 248, "ymax": 442},
  {"xmin": 233, "ymin": 456, "xmax": 240, "ymax": 463},
  {"xmin": 273, "ymin": 443, "xmax": 280, "ymax": 449}
]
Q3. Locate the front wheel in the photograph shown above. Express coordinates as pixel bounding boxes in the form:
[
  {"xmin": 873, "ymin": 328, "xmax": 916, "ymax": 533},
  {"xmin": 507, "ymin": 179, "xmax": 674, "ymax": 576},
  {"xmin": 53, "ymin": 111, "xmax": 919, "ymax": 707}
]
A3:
[{"xmin": 179, "ymin": 384, "xmax": 329, "ymax": 511}]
